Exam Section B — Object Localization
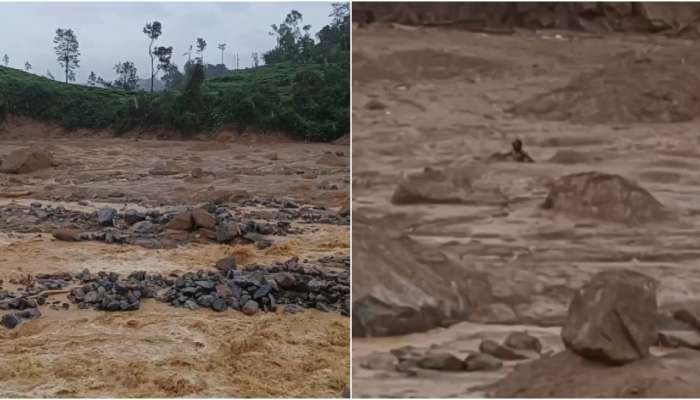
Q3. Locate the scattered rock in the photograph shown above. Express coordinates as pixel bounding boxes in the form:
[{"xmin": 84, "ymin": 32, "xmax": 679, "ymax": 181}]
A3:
[
  {"xmin": 211, "ymin": 298, "xmax": 227, "ymax": 312},
  {"xmin": 284, "ymin": 304, "xmax": 304, "ymax": 314},
  {"xmin": 124, "ymin": 209, "xmax": 146, "ymax": 225},
  {"xmin": 192, "ymin": 208, "xmax": 217, "ymax": 230},
  {"xmin": 52, "ymin": 229, "xmax": 82, "ymax": 242},
  {"xmin": 97, "ymin": 207, "xmax": 117, "ymax": 227},
  {"xmin": 504, "ymin": 331, "xmax": 543, "ymax": 354},
  {"xmin": 130, "ymin": 220, "xmax": 157, "ymax": 235},
  {"xmin": 417, "ymin": 352, "xmax": 464, "ymax": 371},
  {"xmin": 165, "ymin": 211, "xmax": 194, "ymax": 231},
  {"xmin": 273, "ymin": 272, "xmax": 296, "ymax": 289},
  {"xmin": 561, "ymin": 269, "xmax": 658, "ymax": 365},
  {"xmin": 242, "ymin": 300, "xmax": 260, "ymax": 316},
  {"xmin": 16, "ymin": 308, "xmax": 42, "ymax": 319},
  {"xmin": 215, "ymin": 256, "xmax": 237, "ymax": 272},
  {"xmin": 479, "ymin": 339, "xmax": 529, "ymax": 361},
  {"xmin": 464, "ymin": 352, "xmax": 503, "ymax": 371},
  {"xmin": 216, "ymin": 221, "xmax": 240, "ymax": 243},
  {"xmin": 1, "ymin": 313, "xmax": 21, "ymax": 329}
]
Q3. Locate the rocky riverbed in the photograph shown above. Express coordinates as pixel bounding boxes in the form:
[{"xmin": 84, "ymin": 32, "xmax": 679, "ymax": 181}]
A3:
[{"xmin": 0, "ymin": 126, "xmax": 350, "ymax": 397}]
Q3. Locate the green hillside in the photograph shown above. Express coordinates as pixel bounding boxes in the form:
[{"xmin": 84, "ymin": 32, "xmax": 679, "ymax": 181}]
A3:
[{"xmin": 0, "ymin": 62, "xmax": 349, "ymax": 142}]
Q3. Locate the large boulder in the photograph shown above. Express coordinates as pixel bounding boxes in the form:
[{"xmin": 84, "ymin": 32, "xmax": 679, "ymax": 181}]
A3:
[
  {"xmin": 391, "ymin": 167, "xmax": 472, "ymax": 205},
  {"xmin": 541, "ymin": 172, "xmax": 670, "ymax": 224},
  {"xmin": 0, "ymin": 148, "xmax": 55, "ymax": 174},
  {"xmin": 561, "ymin": 269, "xmax": 658, "ymax": 365},
  {"xmin": 352, "ymin": 216, "xmax": 491, "ymax": 337}
]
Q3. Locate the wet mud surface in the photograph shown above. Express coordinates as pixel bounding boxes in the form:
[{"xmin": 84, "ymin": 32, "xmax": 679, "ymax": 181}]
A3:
[
  {"xmin": 352, "ymin": 24, "xmax": 700, "ymax": 397},
  {"xmin": 0, "ymin": 127, "xmax": 350, "ymax": 397}
]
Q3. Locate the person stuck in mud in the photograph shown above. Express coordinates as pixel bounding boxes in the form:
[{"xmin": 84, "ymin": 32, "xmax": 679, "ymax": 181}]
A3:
[{"xmin": 489, "ymin": 138, "xmax": 535, "ymax": 163}]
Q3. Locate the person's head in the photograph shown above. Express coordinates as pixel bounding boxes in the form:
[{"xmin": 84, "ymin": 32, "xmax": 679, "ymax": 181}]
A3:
[{"xmin": 512, "ymin": 138, "xmax": 523, "ymax": 152}]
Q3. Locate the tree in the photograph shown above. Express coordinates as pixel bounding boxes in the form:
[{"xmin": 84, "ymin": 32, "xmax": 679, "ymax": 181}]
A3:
[
  {"xmin": 161, "ymin": 63, "xmax": 184, "ymax": 89},
  {"xmin": 154, "ymin": 46, "xmax": 173, "ymax": 75},
  {"xmin": 24, "ymin": 61, "xmax": 32, "ymax": 71},
  {"xmin": 87, "ymin": 71, "xmax": 97, "ymax": 86},
  {"xmin": 97, "ymin": 76, "xmax": 114, "ymax": 88},
  {"xmin": 217, "ymin": 43, "xmax": 226, "ymax": 65},
  {"xmin": 142, "ymin": 21, "xmax": 162, "ymax": 93},
  {"xmin": 251, "ymin": 52, "xmax": 260, "ymax": 68},
  {"xmin": 53, "ymin": 28, "xmax": 80, "ymax": 83},
  {"xmin": 183, "ymin": 62, "xmax": 205, "ymax": 108},
  {"xmin": 113, "ymin": 61, "xmax": 139, "ymax": 91},
  {"xmin": 2, "ymin": 54, "xmax": 8, "ymax": 66},
  {"xmin": 45, "ymin": 70, "xmax": 55, "ymax": 80},
  {"xmin": 314, "ymin": 3, "xmax": 350, "ymax": 63},
  {"xmin": 264, "ymin": 10, "xmax": 315, "ymax": 64},
  {"xmin": 195, "ymin": 38, "xmax": 207, "ymax": 64}
]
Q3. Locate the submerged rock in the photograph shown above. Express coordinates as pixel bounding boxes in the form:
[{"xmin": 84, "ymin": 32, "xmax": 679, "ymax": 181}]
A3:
[
  {"xmin": 417, "ymin": 352, "xmax": 464, "ymax": 371},
  {"xmin": 541, "ymin": 171, "xmax": 670, "ymax": 224},
  {"xmin": 391, "ymin": 167, "xmax": 472, "ymax": 205}
]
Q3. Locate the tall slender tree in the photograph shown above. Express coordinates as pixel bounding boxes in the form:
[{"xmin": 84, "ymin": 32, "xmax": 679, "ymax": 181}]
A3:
[
  {"xmin": 143, "ymin": 21, "xmax": 163, "ymax": 93},
  {"xmin": 53, "ymin": 28, "xmax": 80, "ymax": 83},
  {"xmin": 217, "ymin": 43, "xmax": 226, "ymax": 65},
  {"xmin": 196, "ymin": 38, "xmax": 207, "ymax": 64},
  {"xmin": 2, "ymin": 54, "xmax": 8, "ymax": 66},
  {"xmin": 153, "ymin": 45, "xmax": 173, "ymax": 90}
]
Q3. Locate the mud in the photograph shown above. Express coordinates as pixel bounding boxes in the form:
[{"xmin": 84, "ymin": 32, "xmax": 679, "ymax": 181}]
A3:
[
  {"xmin": 0, "ymin": 121, "xmax": 349, "ymax": 397},
  {"xmin": 352, "ymin": 22, "xmax": 700, "ymax": 397}
]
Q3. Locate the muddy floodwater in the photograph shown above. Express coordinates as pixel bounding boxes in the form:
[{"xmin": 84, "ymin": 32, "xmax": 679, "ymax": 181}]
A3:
[
  {"xmin": 0, "ymin": 122, "xmax": 350, "ymax": 397},
  {"xmin": 352, "ymin": 23, "xmax": 700, "ymax": 397}
]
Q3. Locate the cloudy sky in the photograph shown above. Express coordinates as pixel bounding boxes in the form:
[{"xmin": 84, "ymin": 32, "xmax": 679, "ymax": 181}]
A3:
[{"xmin": 0, "ymin": 2, "xmax": 336, "ymax": 83}]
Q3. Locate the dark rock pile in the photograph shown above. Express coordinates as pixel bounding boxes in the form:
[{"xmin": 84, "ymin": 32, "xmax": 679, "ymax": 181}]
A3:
[
  {"xmin": 0, "ymin": 255, "xmax": 349, "ymax": 329},
  {"xmin": 159, "ymin": 256, "xmax": 350, "ymax": 316},
  {"xmin": 68, "ymin": 270, "xmax": 170, "ymax": 311},
  {"xmin": 0, "ymin": 197, "xmax": 348, "ymax": 249}
]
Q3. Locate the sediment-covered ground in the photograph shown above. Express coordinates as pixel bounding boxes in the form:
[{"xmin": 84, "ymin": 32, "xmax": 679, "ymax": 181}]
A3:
[
  {"xmin": 352, "ymin": 22, "xmax": 700, "ymax": 397},
  {"xmin": 0, "ymin": 121, "xmax": 350, "ymax": 397}
]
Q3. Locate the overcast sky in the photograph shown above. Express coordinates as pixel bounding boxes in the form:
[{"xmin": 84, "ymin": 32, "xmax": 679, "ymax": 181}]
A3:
[{"xmin": 0, "ymin": 2, "xmax": 336, "ymax": 83}]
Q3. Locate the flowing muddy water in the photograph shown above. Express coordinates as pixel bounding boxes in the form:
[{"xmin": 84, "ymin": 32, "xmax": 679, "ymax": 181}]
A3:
[
  {"xmin": 352, "ymin": 24, "xmax": 700, "ymax": 397},
  {"xmin": 0, "ymin": 127, "xmax": 349, "ymax": 397}
]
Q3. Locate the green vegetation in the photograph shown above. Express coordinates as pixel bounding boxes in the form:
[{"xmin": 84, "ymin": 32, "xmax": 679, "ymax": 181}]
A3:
[
  {"xmin": 0, "ymin": 4, "xmax": 349, "ymax": 141},
  {"xmin": 0, "ymin": 60, "xmax": 348, "ymax": 141}
]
